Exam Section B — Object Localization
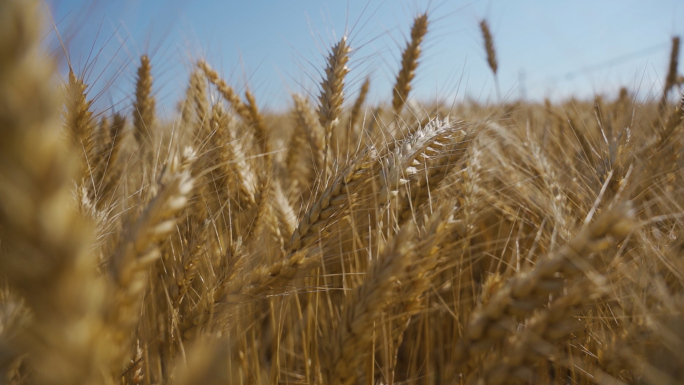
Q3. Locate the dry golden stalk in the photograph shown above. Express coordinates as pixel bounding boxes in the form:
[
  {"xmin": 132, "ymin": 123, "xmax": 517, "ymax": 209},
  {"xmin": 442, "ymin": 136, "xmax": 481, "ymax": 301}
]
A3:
[
  {"xmin": 392, "ymin": 13, "xmax": 428, "ymax": 115},
  {"xmin": 133, "ymin": 55, "xmax": 156, "ymax": 148},
  {"xmin": 198, "ymin": 60, "xmax": 252, "ymax": 122},
  {"xmin": 0, "ymin": 1, "xmax": 114, "ymax": 383},
  {"xmin": 317, "ymin": 36, "xmax": 350, "ymax": 177}
]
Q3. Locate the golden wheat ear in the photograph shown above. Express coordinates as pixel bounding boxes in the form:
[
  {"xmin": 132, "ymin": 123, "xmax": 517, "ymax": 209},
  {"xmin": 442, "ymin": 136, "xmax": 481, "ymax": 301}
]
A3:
[
  {"xmin": 133, "ymin": 54, "xmax": 156, "ymax": 149},
  {"xmin": 392, "ymin": 13, "xmax": 428, "ymax": 117},
  {"xmin": 316, "ymin": 36, "xmax": 350, "ymax": 179}
]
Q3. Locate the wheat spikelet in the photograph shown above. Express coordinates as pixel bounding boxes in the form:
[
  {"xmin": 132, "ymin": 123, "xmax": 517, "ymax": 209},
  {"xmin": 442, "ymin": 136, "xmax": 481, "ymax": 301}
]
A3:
[
  {"xmin": 379, "ymin": 118, "xmax": 471, "ymax": 224},
  {"xmin": 290, "ymin": 146, "xmax": 378, "ymax": 251},
  {"xmin": 245, "ymin": 88, "xmax": 271, "ymax": 158},
  {"xmin": 479, "ymin": 19, "xmax": 498, "ymax": 76},
  {"xmin": 392, "ymin": 13, "xmax": 428, "ymax": 116},
  {"xmin": 479, "ymin": 19, "xmax": 500, "ymax": 100},
  {"xmin": 287, "ymin": 94, "xmax": 325, "ymax": 203},
  {"xmin": 107, "ymin": 152, "xmax": 194, "ymax": 365},
  {"xmin": 64, "ymin": 71, "xmax": 97, "ymax": 181},
  {"xmin": 190, "ymin": 68, "xmax": 210, "ymax": 136},
  {"xmin": 133, "ymin": 55, "xmax": 156, "ymax": 148},
  {"xmin": 198, "ymin": 60, "xmax": 252, "ymax": 122},
  {"xmin": 317, "ymin": 36, "xmax": 350, "ymax": 177}
]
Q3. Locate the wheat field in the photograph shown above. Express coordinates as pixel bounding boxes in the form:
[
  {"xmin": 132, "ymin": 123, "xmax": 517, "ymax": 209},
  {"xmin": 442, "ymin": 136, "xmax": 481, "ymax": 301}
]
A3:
[{"xmin": 1, "ymin": 1, "xmax": 684, "ymax": 384}]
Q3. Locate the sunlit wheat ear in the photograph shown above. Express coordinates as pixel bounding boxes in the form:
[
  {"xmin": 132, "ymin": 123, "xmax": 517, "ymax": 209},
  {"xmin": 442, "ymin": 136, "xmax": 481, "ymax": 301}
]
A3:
[
  {"xmin": 133, "ymin": 55, "xmax": 156, "ymax": 148},
  {"xmin": 107, "ymin": 151, "xmax": 195, "ymax": 369},
  {"xmin": 64, "ymin": 71, "xmax": 96, "ymax": 181},
  {"xmin": 198, "ymin": 60, "xmax": 251, "ymax": 122},
  {"xmin": 189, "ymin": 69, "xmax": 209, "ymax": 136},
  {"xmin": 392, "ymin": 13, "xmax": 428, "ymax": 116},
  {"xmin": 287, "ymin": 94, "xmax": 325, "ymax": 198},
  {"xmin": 316, "ymin": 36, "xmax": 350, "ymax": 178},
  {"xmin": 289, "ymin": 145, "xmax": 378, "ymax": 252},
  {"xmin": 96, "ymin": 113, "xmax": 127, "ymax": 208},
  {"xmin": 244, "ymin": 88, "xmax": 270, "ymax": 157}
]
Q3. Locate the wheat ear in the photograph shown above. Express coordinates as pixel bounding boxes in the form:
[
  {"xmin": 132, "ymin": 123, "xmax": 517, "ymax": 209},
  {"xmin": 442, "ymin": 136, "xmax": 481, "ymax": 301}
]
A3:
[
  {"xmin": 392, "ymin": 13, "xmax": 428, "ymax": 116},
  {"xmin": 661, "ymin": 36, "xmax": 681, "ymax": 109},
  {"xmin": 288, "ymin": 95, "xmax": 325, "ymax": 198},
  {"xmin": 317, "ymin": 36, "xmax": 350, "ymax": 180},
  {"xmin": 64, "ymin": 70, "xmax": 97, "ymax": 182},
  {"xmin": 479, "ymin": 19, "xmax": 500, "ymax": 100},
  {"xmin": 198, "ymin": 60, "xmax": 252, "ymax": 122},
  {"xmin": 133, "ymin": 55, "xmax": 156, "ymax": 148},
  {"xmin": 290, "ymin": 146, "xmax": 378, "ymax": 251},
  {"xmin": 454, "ymin": 203, "xmax": 635, "ymax": 369},
  {"xmin": 107, "ymin": 152, "xmax": 195, "ymax": 367}
]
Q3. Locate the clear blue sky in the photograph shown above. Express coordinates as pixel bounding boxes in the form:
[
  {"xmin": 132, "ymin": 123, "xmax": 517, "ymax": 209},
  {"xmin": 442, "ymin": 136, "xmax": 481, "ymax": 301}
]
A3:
[{"xmin": 47, "ymin": 0, "xmax": 683, "ymax": 114}]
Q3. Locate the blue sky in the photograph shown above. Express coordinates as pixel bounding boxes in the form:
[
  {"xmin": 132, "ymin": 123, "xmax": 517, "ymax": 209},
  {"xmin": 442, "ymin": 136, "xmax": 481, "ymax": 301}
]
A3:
[{"xmin": 47, "ymin": 0, "xmax": 683, "ymax": 115}]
